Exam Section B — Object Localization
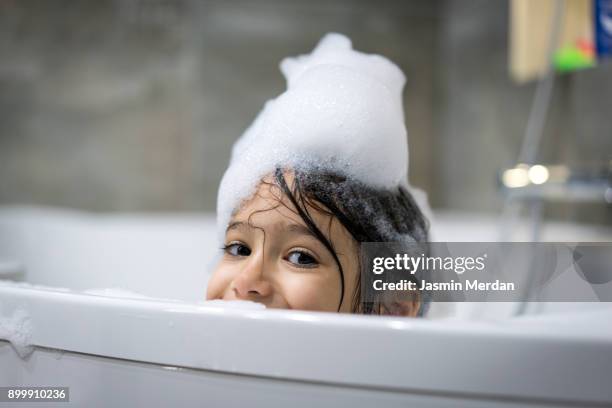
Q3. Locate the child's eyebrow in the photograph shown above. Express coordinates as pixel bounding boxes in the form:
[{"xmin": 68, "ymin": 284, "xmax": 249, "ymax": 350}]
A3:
[
  {"xmin": 227, "ymin": 220, "xmax": 317, "ymax": 240},
  {"xmin": 286, "ymin": 223, "xmax": 317, "ymax": 239},
  {"xmin": 226, "ymin": 221, "xmax": 249, "ymax": 232}
]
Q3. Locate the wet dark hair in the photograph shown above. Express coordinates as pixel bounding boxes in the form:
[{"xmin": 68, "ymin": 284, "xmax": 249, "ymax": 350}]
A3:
[{"xmin": 273, "ymin": 167, "xmax": 430, "ymax": 316}]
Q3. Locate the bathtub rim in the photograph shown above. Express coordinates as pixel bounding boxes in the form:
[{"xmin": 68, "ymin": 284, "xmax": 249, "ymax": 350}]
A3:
[{"xmin": 1, "ymin": 283, "xmax": 612, "ymax": 405}]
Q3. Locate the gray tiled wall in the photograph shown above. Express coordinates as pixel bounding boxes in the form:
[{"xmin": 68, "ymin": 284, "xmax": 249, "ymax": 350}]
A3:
[{"xmin": 0, "ymin": 0, "xmax": 610, "ymax": 224}]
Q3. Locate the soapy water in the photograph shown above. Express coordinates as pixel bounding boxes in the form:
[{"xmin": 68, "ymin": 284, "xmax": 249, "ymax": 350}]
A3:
[
  {"xmin": 199, "ymin": 299, "xmax": 266, "ymax": 310},
  {"xmin": 83, "ymin": 288, "xmax": 265, "ymax": 310},
  {"xmin": 0, "ymin": 280, "xmax": 264, "ymax": 308},
  {"xmin": 83, "ymin": 287, "xmax": 165, "ymax": 300},
  {"xmin": 0, "ymin": 280, "xmax": 265, "ymax": 309},
  {"xmin": 0, "ymin": 279, "xmax": 72, "ymax": 293},
  {"xmin": 216, "ymin": 33, "xmax": 431, "ymax": 241}
]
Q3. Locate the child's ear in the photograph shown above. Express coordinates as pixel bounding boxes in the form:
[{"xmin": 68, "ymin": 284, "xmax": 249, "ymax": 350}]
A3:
[
  {"xmin": 381, "ymin": 300, "xmax": 421, "ymax": 317},
  {"xmin": 381, "ymin": 296, "xmax": 420, "ymax": 317}
]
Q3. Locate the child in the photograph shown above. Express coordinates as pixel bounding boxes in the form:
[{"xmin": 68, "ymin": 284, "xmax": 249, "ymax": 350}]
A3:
[{"xmin": 206, "ymin": 33, "xmax": 430, "ymax": 316}]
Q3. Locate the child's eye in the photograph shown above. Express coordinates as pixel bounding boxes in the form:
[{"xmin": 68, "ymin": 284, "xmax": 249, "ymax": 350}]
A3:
[
  {"xmin": 224, "ymin": 243, "xmax": 251, "ymax": 257},
  {"xmin": 286, "ymin": 250, "xmax": 318, "ymax": 268}
]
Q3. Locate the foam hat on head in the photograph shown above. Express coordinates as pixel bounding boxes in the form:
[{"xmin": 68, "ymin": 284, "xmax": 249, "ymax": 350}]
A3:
[{"xmin": 216, "ymin": 32, "xmax": 419, "ymax": 239}]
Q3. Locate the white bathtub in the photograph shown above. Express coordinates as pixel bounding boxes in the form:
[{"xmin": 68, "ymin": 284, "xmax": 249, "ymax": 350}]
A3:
[{"xmin": 1, "ymin": 206, "xmax": 611, "ymax": 407}]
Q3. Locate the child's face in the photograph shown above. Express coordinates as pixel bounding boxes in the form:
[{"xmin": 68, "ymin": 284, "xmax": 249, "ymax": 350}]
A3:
[{"xmin": 206, "ymin": 173, "xmax": 359, "ymax": 312}]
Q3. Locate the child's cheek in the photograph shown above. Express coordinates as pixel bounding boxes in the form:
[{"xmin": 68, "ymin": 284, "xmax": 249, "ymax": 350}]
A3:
[
  {"xmin": 205, "ymin": 262, "xmax": 237, "ymax": 300},
  {"xmin": 205, "ymin": 272, "xmax": 224, "ymax": 300},
  {"xmin": 280, "ymin": 269, "xmax": 341, "ymax": 311}
]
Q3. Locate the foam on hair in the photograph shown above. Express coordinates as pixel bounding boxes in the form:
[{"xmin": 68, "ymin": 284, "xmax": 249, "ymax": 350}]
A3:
[{"xmin": 217, "ymin": 33, "xmax": 425, "ymax": 239}]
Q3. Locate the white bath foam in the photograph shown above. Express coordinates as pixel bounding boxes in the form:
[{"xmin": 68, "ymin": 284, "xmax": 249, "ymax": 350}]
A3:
[
  {"xmin": 217, "ymin": 33, "xmax": 420, "ymax": 239},
  {"xmin": 0, "ymin": 308, "xmax": 33, "ymax": 358},
  {"xmin": 198, "ymin": 299, "xmax": 266, "ymax": 310},
  {"xmin": 82, "ymin": 287, "xmax": 177, "ymax": 301},
  {"xmin": 0, "ymin": 279, "xmax": 71, "ymax": 293},
  {"xmin": 81, "ymin": 289, "xmax": 264, "ymax": 309}
]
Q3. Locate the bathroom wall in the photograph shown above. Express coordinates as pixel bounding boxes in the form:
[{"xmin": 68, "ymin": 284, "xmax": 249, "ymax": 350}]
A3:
[
  {"xmin": 0, "ymin": 0, "xmax": 438, "ymax": 212},
  {"xmin": 0, "ymin": 0, "xmax": 610, "ymax": 223}
]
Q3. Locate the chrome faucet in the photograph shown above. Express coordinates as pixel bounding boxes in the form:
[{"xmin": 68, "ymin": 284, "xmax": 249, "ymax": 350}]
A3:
[{"xmin": 498, "ymin": 162, "xmax": 612, "ymax": 204}]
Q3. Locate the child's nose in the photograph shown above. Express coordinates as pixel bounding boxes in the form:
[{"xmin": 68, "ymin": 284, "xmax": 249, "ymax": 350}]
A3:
[{"xmin": 231, "ymin": 256, "xmax": 273, "ymax": 300}]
